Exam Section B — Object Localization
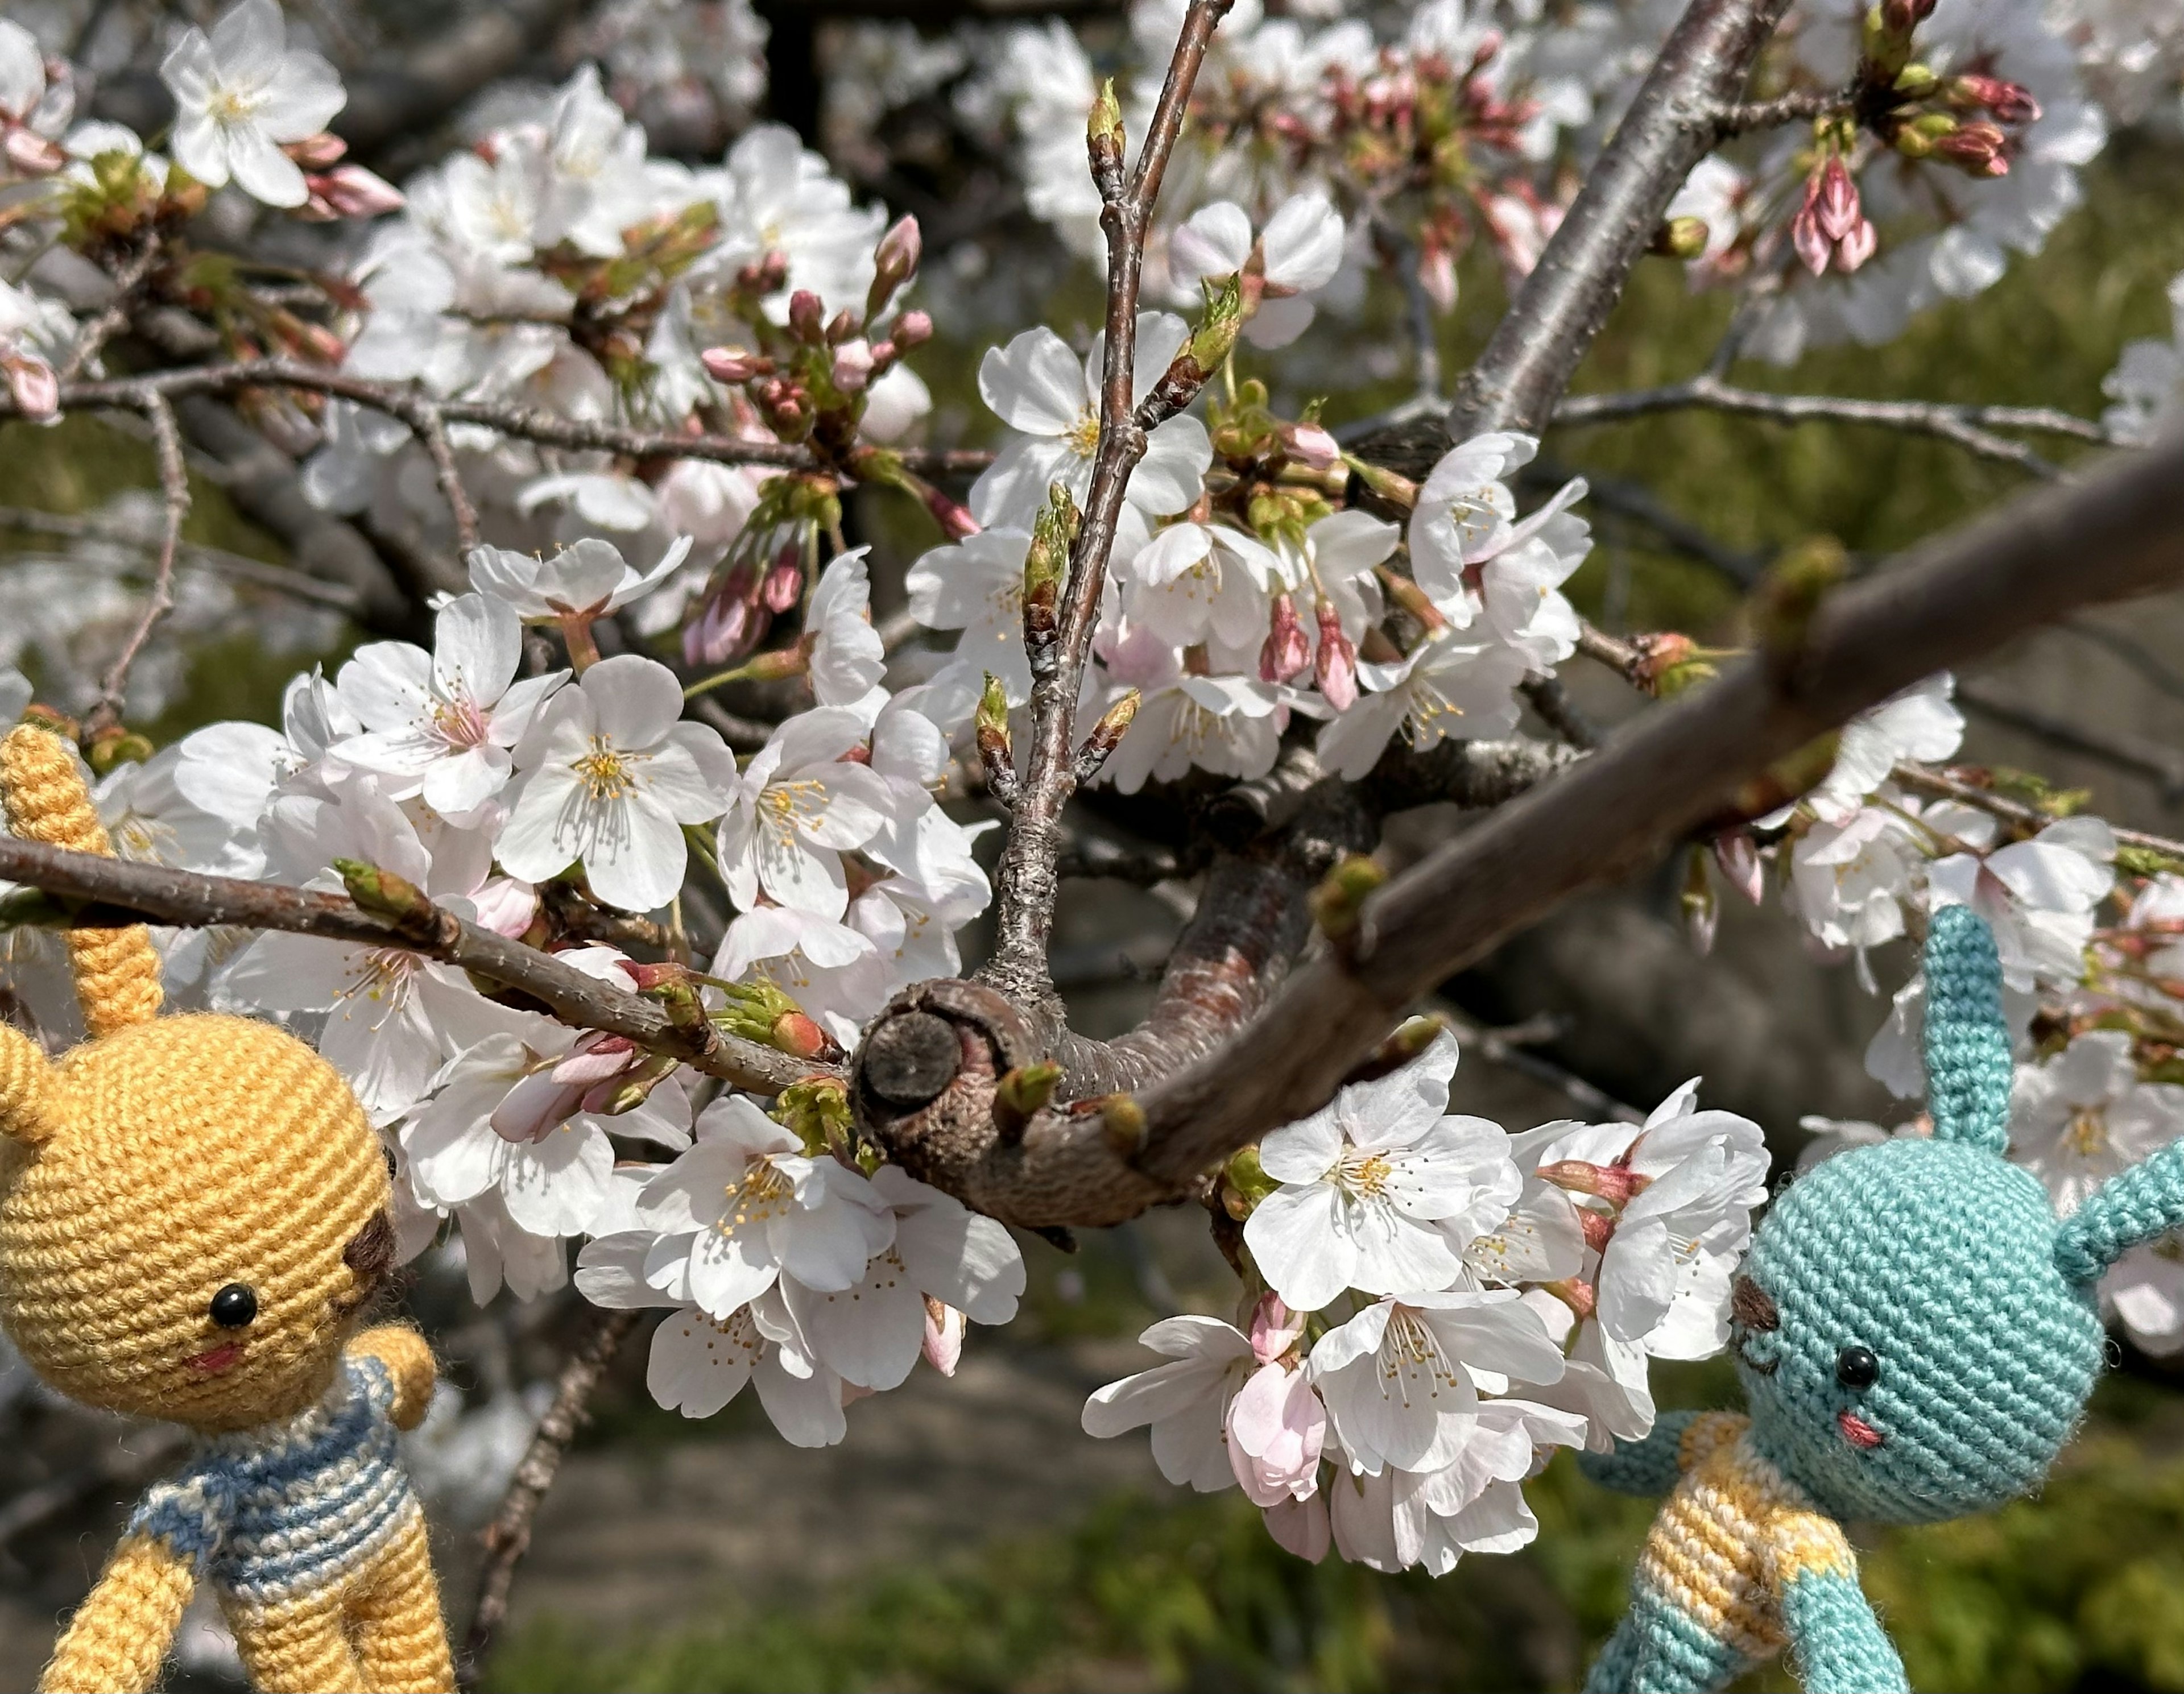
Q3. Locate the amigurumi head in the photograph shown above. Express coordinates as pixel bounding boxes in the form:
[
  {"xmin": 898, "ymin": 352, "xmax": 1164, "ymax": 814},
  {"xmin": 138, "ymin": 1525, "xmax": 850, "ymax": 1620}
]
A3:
[
  {"xmin": 1728, "ymin": 902, "xmax": 2124, "ymax": 1527},
  {"xmin": 0, "ymin": 725, "xmax": 393, "ymax": 1433}
]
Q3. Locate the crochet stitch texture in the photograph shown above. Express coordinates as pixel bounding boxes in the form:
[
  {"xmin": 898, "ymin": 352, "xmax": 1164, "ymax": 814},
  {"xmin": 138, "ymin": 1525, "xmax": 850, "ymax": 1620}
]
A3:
[
  {"xmin": 0, "ymin": 724, "xmax": 454, "ymax": 1694},
  {"xmin": 1581, "ymin": 903, "xmax": 2184, "ymax": 1693}
]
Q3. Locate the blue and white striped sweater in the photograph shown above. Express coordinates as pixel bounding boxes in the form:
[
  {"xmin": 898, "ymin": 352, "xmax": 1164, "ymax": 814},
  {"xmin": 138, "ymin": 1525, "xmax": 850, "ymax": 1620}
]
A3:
[{"xmin": 130, "ymin": 1354, "xmax": 419, "ymax": 1607}]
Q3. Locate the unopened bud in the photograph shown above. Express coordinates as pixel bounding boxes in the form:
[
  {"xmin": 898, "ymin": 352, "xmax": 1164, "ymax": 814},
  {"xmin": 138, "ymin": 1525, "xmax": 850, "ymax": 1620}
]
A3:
[
  {"xmin": 831, "ymin": 338, "xmax": 876, "ymax": 394},
  {"xmin": 1087, "ymin": 79, "xmax": 1126, "ymax": 194},
  {"xmin": 1102, "ymin": 1093, "xmax": 1148, "ymax": 1160},
  {"xmin": 762, "ymin": 553, "xmax": 804, "ymax": 614},
  {"xmin": 702, "ymin": 345, "xmax": 769, "ymax": 384},
  {"xmin": 283, "ymin": 131, "xmax": 348, "ymax": 168},
  {"xmin": 774, "ymin": 1076, "xmax": 853, "ymax": 1156},
  {"xmin": 1712, "ymin": 829, "xmax": 1764, "ymax": 905},
  {"xmin": 84, "ymin": 726, "xmax": 154, "ymax": 774},
  {"xmin": 1629, "ymin": 630, "xmax": 1716, "ymax": 698},
  {"xmin": 305, "ymin": 163, "xmax": 405, "ymax": 220},
  {"xmin": 1665, "ymin": 214, "xmax": 1715, "ymax": 259},
  {"xmin": 824, "ymin": 307, "xmax": 857, "ymax": 345},
  {"xmin": 334, "ymin": 857, "xmax": 436, "ymax": 929},
  {"xmin": 2, "ymin": 127, "xmax": 67, "ymax": 175},
  {"xmin": 1344, "ymin": 454, "xmax": 1418, "ymax": 511},
  {"xmin": 624, "ymin": 960, "xmax": 707, "ymax": 1030},
  {"xmin": 1757, "ymin": 536, "xmax": 1847, "ymax": 670},
  {"xmin": 1835, "ymin": 217, "xmax": 1876, "ymax": 272},
  {"xmin": 1933, "ymin": 120, "xmax": 2011, "ymax": 176},
  {"xmin": 976, "ymin": 671, "xmax": 1016, "ymax": 798},
  {"xmin": 1259, "ymin": 593, "xmax": 1310, "ymax": 684},
  {"xmin": 1224, "ymin": 1144, "xmax": 1278, "ymax": 1207},
  {"xmin": 788, "ymin": 289, "xmax": 826, "ymax": 342},
  {"xmin": 1815, "ymin": 158, "xmax": 1860, "ymax": 242},
  {"xmin": 993, "ymin": 1061, "xmax": 1064, "ymax": 1138},
  {"xmin": 1948, "ymin": 73, "xmax": 2040, "ymax": 123},
  {"xmin": 1074, "ymin": 689, "xmax": 1140, "ymax": 783},
  {"xmin": 1310, "ymin": 852, "xmax": 1385, "ymax": 940},
  {"xmin": 1892, "ymin": 62, "xmax": 1938, "ymax": 97},
  {"xmin": 868, "ymin": 213, "xmax": 923, "ymax": 319},
  {"xmin": 891, "ymin": 309, "xmax": 934, "ymax": 349},
  {"xmin": 1536, "ymin": 1159, "xmax": 1653, "ymax": 1206},
  {"xmin": 1022, "ymin": 482, "xmax": 1077, "ymax": 664},
  {"xmin": 1279, "ymin": 419, "xmax": 1342, "ymax": 472},
  {"xmin": 1313, "ymin": 598, "xmax": 1358, "ymax": 710}
]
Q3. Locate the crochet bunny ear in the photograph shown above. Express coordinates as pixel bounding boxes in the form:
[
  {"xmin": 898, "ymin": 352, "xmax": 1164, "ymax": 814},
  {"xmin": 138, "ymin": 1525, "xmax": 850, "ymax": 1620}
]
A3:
[
  {"xmin": 0, "ymin": 726, "xmax": 162, "ymax": 1037},
  {"xmin": 2055, "ymin": 1139, "xmax": 2184, "ymax": 1287},
  {"xmin": 1922, "ymin": 902, "xmax": 2011, "ymax": 1155},
  {"xmin": 0, "ymin": 1024, "xmax": 60, "ymax": 1146}
]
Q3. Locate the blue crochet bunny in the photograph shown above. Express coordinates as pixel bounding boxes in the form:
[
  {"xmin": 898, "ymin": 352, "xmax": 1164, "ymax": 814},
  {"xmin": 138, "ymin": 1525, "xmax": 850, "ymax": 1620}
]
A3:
[{"xmin": 1580, "ymin": 902, "xmax": 2183, "ymax": 1694}]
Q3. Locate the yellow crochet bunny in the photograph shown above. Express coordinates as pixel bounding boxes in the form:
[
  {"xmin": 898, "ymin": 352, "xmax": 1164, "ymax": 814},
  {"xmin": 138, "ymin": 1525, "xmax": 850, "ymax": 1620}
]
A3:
[{"xmin": 0, "ymin": 724, "xmax": 455, "ymax": 1694}]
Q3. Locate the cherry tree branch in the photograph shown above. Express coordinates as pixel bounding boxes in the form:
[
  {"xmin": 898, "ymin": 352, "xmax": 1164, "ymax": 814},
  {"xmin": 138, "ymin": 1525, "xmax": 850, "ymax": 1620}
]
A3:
[
  {"xmin": 83, "ymin": 396, "xmax": 187, "ymax": 739},
  {"xmin": 1553, "ymin": 374, "xmax": 2112, "ymax": 474},
  {"xmin": 457, "ymin": 1305, "xmax": 641, "ymax": 1692},
  {"xmin": 0, "ymin": 835, "xmax": 822, "ymax": 1094},
  {"xmin": 10, "ymin": 363, "xmax": 994, "ymax": 479},
  {"xmin": 1711, "ymin": 85, "xmax": 1852, "ymax": 134},
  {"xmin": 979, "ymin": 0, "xmax": 1232, "ymax": 1005},
  {"xmin": 1890, "ymin": 762, "xmax": 2184, "ymax": 862},
  {"xmin": 1447, "ymin": 0, "xmax": 1800, "ymax": 440},
  {"xmin": 854, "ymin": 435, "xmax": 2184, "ymax": 1226},
  {"xmin": 0, "ymin": 504, "xmax": 367, "ymax": 613}
]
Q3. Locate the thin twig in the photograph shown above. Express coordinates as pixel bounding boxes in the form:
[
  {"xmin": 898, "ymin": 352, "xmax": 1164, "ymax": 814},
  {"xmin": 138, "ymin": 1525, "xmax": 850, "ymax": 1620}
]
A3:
[
  {"xmin": 0, "ymin": 504, "xmax": 365, "ymax": 612},
  {"xmin": 1552, "ymin": 373, "xmax": 2110, "ymax": 473},
  {"xmin": 18, "ymin": 362, "xmax": 993, "ymax": 479},
  {"xmin": 980, "ymin": 0, "xmax": 1233, "ymax": 1004},
  {"xmin": 413, "ymin": 401, "xmax": 481, "ymax": 556},
  {"xmin": 0, "ymin": 834, "xmax": 824, "ymax": 1094},
  {"xmin": 1431, "ymin": 1000, "xmax": 1643, "ymax": 1124},
  {"xmin": 1711, "ymin": 85, "xmax": 1851, "ymax": 134},
  {"xmin": 1956, "ymin": 679, "xmax": 2184, "ymax": 799},
  {"xmin": 84, "ymin": 395, "xmax": 187, "ymax": 737},
  {"xmin": 458, "ymin": 1306, "xmax": 641, "ymax": 1691},
  {"xmin": 1891, "ymin": 763, "xmax": 2184, "ymax": 862},
  {"xmin": 56, "ymin": 241, "xmax": 164, "ymax": 384}
]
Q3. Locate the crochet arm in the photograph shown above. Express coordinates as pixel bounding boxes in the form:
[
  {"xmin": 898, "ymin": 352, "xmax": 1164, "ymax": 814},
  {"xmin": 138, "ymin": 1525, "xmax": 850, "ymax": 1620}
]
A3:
[
  {"xmin": 39, "ymin": 1533, "xmax": 195, "ymax": 1694},
  {"xmin": 1780, "ymin": 1568, "xmax": 1908, "ymax": 1694},
  {"xmin": 348, "ymin": 1323, "xmax": 439, "ymax": 1431},
  {"xmin": 1576, "ymin": 1410, "xmax": 1707, "ymax": 1496}
]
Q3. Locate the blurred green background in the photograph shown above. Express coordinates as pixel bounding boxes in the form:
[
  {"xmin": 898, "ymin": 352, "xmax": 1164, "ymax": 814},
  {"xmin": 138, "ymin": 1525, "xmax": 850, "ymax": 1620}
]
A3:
[{"xmin": 7, "ymin": 121, "xmax": 2184, "ymax": 1694}]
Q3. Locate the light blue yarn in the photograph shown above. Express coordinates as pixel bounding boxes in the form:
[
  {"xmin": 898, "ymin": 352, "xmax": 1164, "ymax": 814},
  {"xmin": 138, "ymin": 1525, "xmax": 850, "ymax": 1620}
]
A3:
[
  {"xmin": 1922, "ymin": 904, "xmax": 2013, "ymax": 1154},
  {"xmin": 1780, "ymin": 1569, "xmax": 1908, "ymax": 1694},
  {"xmin": 1580, "ymin": 904, "xmax": 2184, "ymax": 1693}
]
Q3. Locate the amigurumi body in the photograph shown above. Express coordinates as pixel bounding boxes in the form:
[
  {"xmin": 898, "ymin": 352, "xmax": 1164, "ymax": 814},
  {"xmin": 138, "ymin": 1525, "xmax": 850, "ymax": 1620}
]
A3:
[
  {"xmin": 1580, "ymin": 901, "xmax": 2184, "ymax": 1694},
  {"xmin": 0, "ymin": 726, "xmax": 455, "ymax": 1694}
]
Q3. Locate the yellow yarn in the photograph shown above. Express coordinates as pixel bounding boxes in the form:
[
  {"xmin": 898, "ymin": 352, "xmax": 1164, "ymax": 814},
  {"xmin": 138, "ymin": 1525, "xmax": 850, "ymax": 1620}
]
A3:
[
  {"xmin": 0, "ymin": 727, "xmax": 456, "ymax": 1692},
  {"xmin": 0, "ymin": 726, "xmax": 163, "ymax": 1036},
  {"xmin": 38, "ymin": 1534, "xmax": 196, "ymax": 1694}
]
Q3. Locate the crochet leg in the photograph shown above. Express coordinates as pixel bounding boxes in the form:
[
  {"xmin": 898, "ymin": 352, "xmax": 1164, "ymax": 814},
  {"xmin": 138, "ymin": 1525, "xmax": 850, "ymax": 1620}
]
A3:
[
  {"xmin": 227, "ymin": 1589, "xmax": 367, "ymax": 1694},
  {"xmin": 1587, "ymin": 1590, "xmax": 1748, "ymax": 1694},
  {"xmin": 350, "ymin": 1510, "xmax": 456, "ymax": 1693}
]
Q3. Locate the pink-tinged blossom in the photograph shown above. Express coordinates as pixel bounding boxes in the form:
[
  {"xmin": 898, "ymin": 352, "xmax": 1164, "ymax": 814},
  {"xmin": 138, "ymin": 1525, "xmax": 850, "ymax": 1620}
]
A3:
[{"xmin": 1081, "ymin": 1315, "xmax": 1255, "ymax": 1492}]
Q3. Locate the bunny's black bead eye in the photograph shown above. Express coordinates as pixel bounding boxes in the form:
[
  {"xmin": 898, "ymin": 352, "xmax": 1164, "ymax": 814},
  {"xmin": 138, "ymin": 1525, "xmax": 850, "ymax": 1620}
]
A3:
[
  {"xmin": 209, "ymin": 1283, "xmax": 258, "ymax": 1328},
  {"xmin": 1835, "ymin": 1344, "xmax": 1879, "ymax": 1390}
]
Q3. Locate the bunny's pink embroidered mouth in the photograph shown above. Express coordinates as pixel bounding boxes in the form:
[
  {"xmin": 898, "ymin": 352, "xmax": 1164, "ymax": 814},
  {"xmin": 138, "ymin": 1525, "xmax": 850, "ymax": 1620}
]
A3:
[{"xmin": 1838, "ymin": 1410, "xmax": 1884, "ymax": 1449}]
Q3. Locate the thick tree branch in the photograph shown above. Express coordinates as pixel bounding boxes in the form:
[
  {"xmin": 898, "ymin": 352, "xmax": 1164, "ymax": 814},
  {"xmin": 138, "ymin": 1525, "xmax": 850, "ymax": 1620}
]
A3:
[
  {"xmin": 980, "ymin": 0, "xmax": 1232, "ymax": 1005},
  {"xmin": 855, "ymin": 436, "xmax": 2184, "ymax": 1225},
  {"xmin": 0, "ymin": 835, "xmax": 821, "ymax": 1094},
  {"xmin": 1447, "ymin": 0, "xmax": 1798, "ymax": 441},
  {"xmin": 1553, "ymin": 374, "xmax": 2111, "ymax": 474},
  {"xmin": 1126, "ymin": 435, "xmax": 2184, "ymax": 1188}
]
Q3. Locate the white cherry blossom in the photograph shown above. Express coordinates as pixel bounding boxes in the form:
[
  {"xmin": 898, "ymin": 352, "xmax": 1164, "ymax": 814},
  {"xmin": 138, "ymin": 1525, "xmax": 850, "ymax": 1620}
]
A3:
[
  {"xmin": 469, "ymin": 536, "xmax": 693, "ymax": 624},
  {"xmin": 1168, "ymin": 192, "xmax": 1347, "ymax": 347},
  {"xmin": 1315, "ymin": 631, "xmax": 1529, "ymax": 781},
  {"xmin": 159, "ymin": 0, "xmax": 345, "ymax": 209},
  {"xmin": 498, "ymin": 654, "xmax": 735, "ymax": 913},
  {"xmin": 970, "ymin": 313, "xmax": 1213, "ymax": 528},
  {"xmin": 332, "ymin": 594, "xmax": 565, "ymax": 821},
  {"xmin": 1244, "ymin": 1034, "xmax": 1521, "ymax": 1312},
  {"xmin": 1081, "ymin": 1315, "xmax": 1255, "ymax": 1492},
  {"xmin": 715, "ymin": 707, "xmax": 897, "ymax": 920},
  {"xmin": 2010, "ymin": 1029, "xmax": 2184, "ymax": 1214}
]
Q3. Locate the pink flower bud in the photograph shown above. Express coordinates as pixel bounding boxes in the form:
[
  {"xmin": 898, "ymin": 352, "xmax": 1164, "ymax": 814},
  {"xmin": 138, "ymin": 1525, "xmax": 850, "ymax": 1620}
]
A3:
[
  {"xmin": 763, "ymin": 553, "xmax": 805, "ymax": 614},
  {"xmin": 1248, "ymin": 1292, "xmax": 1305, "ymax": 1364},
  {"xmin": 788, "ymin": 289, "xmax": 825, "ymax": 341},
  {"xmin": 891, "ymin": 309, "xmax": 934, "ymax": 349},
  {"xmin": 830, "ymin": 338, "xmax": 876, "ymax": 394},
  {"xmin": 924, "ymin": 484, "xmax": 979, "ymax": 540},
  {"xmin": 1814, "ymin": 157, "xmax": 1860, "ymax": 243},
  {"xmin": 684, "ymin": 562, "xmax": 767, "ymax": 666},
  {"xmin": 1791, "ymin": 176, "xmax": 1831, "ymax": 277},
  {"xmin": 1313, "ymin": 598, "xmax": 1358, "ymax": 710},
  {"xmin": 875, "ymin": 213, "xmax": 922, "ymax": 284},
  {"xmin": 701, "ymin": 345, "xmax": 767, "ymax": 384},
  {"xmin": 1835, "ymin": 217, "xmax": 1877, "ymax": 272},
  {"xmin": 1711, "ymin": 829, "xmax": 1764, "ymax": 905},
  {"xmin": 305, "ymin": 163, "xmax": 406, "ymax": 219},
  {"xmin": 1, "ymin": 126, "xmax": 64, "ymax": 175},
  {"xmin": 283, "ymin": 131, "xmax": 348, "ymax": 168},
  {"xmin": 1934, "ymin": 121, "xmax": 2010, "ymax": 176},
  {"xmin": 1951, "ymin": 73, "xmax": 2040, "ymax": 123},
  {"xmin": 824, "ymin": 307, "xmax": 857, "ymax": 345},
  {"xmin": 1279, "ymin": 420, "xmax": 1342, "ymax": 473},
  {"xmin": 922, "ymin": 1297, "xmax": 965, "ymax": 1376},
  {"xmin": 1259, "ymin": 593, "xmax": 1310, "ymax": 684},
  {"xmin": 5, "ymin": 354, "xmax": 58, "ymax": 422}
]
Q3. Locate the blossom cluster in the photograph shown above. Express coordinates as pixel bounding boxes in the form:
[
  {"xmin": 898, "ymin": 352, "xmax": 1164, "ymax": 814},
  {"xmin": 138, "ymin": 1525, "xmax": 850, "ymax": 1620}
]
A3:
[{"xmin": 1083, "ymin": 1033, "xmax": 1771, "ymax": 1572}]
